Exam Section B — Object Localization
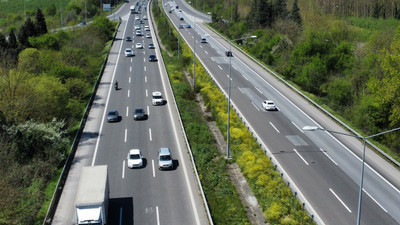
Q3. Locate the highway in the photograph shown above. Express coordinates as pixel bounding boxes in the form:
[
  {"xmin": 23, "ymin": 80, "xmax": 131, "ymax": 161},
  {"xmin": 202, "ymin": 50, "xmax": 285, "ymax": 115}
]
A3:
[
  {"xmin": 52, "ymin": 1, "xmax": 210, "ymax": 224},
  {"xmin": 165, "ymin": 0, "xmax": 400, "ymax": 224}
]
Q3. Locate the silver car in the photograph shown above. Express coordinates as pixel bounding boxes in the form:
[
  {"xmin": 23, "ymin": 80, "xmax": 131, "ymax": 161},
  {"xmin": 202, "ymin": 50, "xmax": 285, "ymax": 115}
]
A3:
[{"xmin": 158, "ymin": 148, "xmax": 173, "ymax": 170}]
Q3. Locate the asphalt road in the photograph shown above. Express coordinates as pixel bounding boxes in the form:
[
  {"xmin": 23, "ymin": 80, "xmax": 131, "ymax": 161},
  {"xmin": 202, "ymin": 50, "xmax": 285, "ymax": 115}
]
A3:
[
  {"xmin": 52, "ymin": 1, "xmax": 210, "ymax": 224},
  {"xmin": 166, "ymin": 0, "xmax": 400, "ymax": 224}
]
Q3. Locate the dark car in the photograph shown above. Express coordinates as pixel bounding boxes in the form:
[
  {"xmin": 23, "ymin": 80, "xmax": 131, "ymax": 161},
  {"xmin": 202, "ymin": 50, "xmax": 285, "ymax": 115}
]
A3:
[
  {"xmin": 186, "ymin": 24, "xmax": 191, "ymax": 28},
  {"xmin": 149, "ymin": 55, "xmax": 157, "ymax": 62},
  {"xmin": 126, "ymin": 36, "xmax": 132, "ymax": 42},
  {"xmin": 133, "ymin": 108, "xmax": 147, "ymax": 120},
  {"xmin": 225, "ymin": 50, "xmax": 233, "ymax": 57},
  {"xmin": 148, "ymin": 43, "xmax": 155, "ymax": 49},
  {"xmin": 107, "ymin": 110, "xmax": 120, "ymax": 122}
]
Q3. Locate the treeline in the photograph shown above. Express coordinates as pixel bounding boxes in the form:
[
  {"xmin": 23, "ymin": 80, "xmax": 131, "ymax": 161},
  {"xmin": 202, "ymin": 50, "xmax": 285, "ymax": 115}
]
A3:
[
  {"xmin": 0, "ymin": 8, "xmax": 115, "ymax": 223},
  {"xmin": 315, "ymin": 0, "xmax": 400, "ymax": 19}
]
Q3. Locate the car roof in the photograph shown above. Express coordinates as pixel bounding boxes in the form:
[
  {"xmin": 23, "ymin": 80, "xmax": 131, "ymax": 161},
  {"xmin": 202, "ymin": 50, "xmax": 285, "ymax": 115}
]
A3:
[
  {"xmin": 152, "ymin": 91, "xmax": 162, "ymax": 96},
  {"xmin": 158, "ymin": 147, "xmax": 170, "ymax": 154},
  {"xmin": 125, "ymin": 48, "xmax": 132, "ymax": 51},
  {"xmin": 129, "ymin": 149, "xmax": 141, "ymax": 154}
]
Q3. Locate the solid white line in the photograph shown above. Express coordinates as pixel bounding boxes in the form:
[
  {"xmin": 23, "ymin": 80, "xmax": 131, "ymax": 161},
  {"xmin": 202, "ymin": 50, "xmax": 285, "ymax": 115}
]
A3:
[
  {"xmin": 211, "ymin": 58, "xmax": 215, "ymax": 61},
  {"xmin": 149, "ymin": 128, "xmax": 152, "ymax": 141},
  {"xmin": 127, "ymin": 89, "xmax": 130, "ymax": 98},
  {"xmin": 363, "ymin": 188, "xmax": 387, "ymax": 212},
  {"xmin": 122, "ymin": 160, "xmax": 125, "ymax": 179},
  {"xmin": 238, "ymin": 87, "xmax": 244, "ymax": 94},
  {"xmin": 200, "ymin": 45, "xmax": 203, "ymax": 48},
  {"xmin": 119, "ymin": 207, "xmax": 123, "ymax": 225},
  {"xmin": 320, "ymin": 148, "xmax": 338, "ymax": 165},
  {"xmin": 143, "ymin": 58, "xmax": 145, "ymax": 62},
  {"xmin": 251, "ymin": 102, "xmax": 260, "ymax": 111},
  {"xmin": 156, "ymin": 206, "xmax": 160, "ymax": 225},
  {"xmin": 126, "ymin": 106, "xmax": 129, "ymax": 117},
  {"xmin": 294, "ymin": 148, "xmax": 309, "ymax": 165},
  {"xmin": 152, "ymin": 159, "xmax": 155, "ymax": 177},
  {"xmin": 205, "ymin": 50, "xmax": 208, "ymax": 54},
  {"xmin": 232, "ymin": 65, "xmax": 237, "ymax": 70},
  {"xmin": 329, "ymin": 188, "xmax": 352, "ymax": 213},
  {"xmin": 291, "ymin": 121, "xmax": 304, "ymax": 133},
  {"xmin": 218, "ymin": 65, "xmax": 223, "ymax": 70},
  {"xmin": 242, "ymin": 75, "xmax": 249, "ymax": 81},
  {"xmin": 270, "ymin": 122, "xmax": 280, "ymax": 133},
  {"xmin": 255, "ymin": 86, "xmax": 262, "ymax": 94},
  {"xmin": 124, "ymin": 129, "xmax": 127, "ymax": 142},
  {"xmin": 226, "ymin": 74, "xmax": 232, "ymax": 80}
]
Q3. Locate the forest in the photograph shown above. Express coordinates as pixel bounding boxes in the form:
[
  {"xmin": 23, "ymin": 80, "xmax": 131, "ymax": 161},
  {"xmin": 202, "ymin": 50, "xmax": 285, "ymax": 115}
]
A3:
[
  {"xmin": 0, "ymin": 2, "xmax": 115, "ymax": 223},
  {"xmin": 191, "ymin": 0, "xmax": 400, "ymax": 159}
]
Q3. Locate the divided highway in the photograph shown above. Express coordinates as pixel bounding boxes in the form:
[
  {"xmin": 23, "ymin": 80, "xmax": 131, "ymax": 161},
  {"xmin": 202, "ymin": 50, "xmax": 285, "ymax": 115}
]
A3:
[
  {"xmin": 166, "ymin": 0, "xmax": 400, "ymax": 224},
  {"xmin": 52, "ymin": 1, "xmax": 210, "ymax": 224}
]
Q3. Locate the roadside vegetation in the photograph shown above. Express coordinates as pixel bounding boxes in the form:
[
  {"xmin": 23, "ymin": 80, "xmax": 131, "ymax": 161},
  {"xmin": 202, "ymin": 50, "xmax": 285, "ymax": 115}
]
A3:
[
  {"xmin": 153, "ymin": 1, "xmax": 315, "ymax": 224},
  {"xmin": 191, "ymin": 0, "xmax": 400, "ymax": 161},
  {"xmin": 0, "ymin": 4, "xmax": 116, "ymax": 223}
]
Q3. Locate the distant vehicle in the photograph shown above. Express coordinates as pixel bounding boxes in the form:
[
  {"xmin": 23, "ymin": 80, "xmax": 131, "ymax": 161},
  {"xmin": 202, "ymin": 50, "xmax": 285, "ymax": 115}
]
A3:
[
  {"xmin": 152, "ymin": 91, "xmax": 164, "ymax": 105},
  {"xmin": 144, "ymin": 25, "xmax": 150, "ymax": 31},
  {"xmin": 136, "ymin": 43, "xmax": 143, "ymax": 49},
  {"xmin": 136, "ymin": 30, "xmax": 143, "ymax": 36},
  {"xmin": 146, "ymin": 33, "xmax": 151, "ymax": 38},
  {"xmin": 201, "ymin": 37, "xmax": 207, "ymax": 43},
  {"xmin": 143, "ymin": 15, "xmax": 147, "ymax": 20},
  {"xmin": 135, "ymin": 16, "xmax": 140, "ymax": 20},
  {"xmin": 126, "ymin": 36, "xmax": 132, "ymax": 41},
  {"xmin": 158, "ymin": 147, "xmax": 173, "ymax": 170},
  {"xmin": 225, "ymin": 50, "xmax": 233, "ymax": 57},
  {"xmin": 133, "ymin": 108, "xmax": 146, "ymax": 120},
  {"xmin": 127, "ymin": 149, "xmax": 143, "ymax": 168},
  {"xmin": 130, "ymin": 5, "xmax": 136, "ymax": 14},
  {"xmin": 262, "ymin": 100, "xmax": 277, "ymax": 111},
  {"xmin": 124, "ymin": 48, "xmax": 134, "ymax": 57},
  {"xmin": 176, "ymin": 5, "xmax": 179, "ymax": 9},
  {"xmin": 139, "ymin": 20, "xmax": 144, "ymax": 24},
  {"xmin": 179, "ymin": 24, "xmax": 184, "ymax": 29},
  {"xmin": 134, "ymin": 25, "xmax": 140, "ymax": 30},
  {"xmin": 186, "ymin": 24, "xmax": 191, "ymax": 28},
  {"xmin": 179, "ymin": 16, "xmax": 184, "ymax": 21},
  {"xmin": 107, "ymin": 110, "xmax": 120, "ymax": 122},
  {"xmin": 148, "ymin": 43, "xmax": 155, "ymax": 49},
  {"xmin": 149, "ymin": 54, "xmax": 157, "ymax": 62},
  {"xmin": 74, "ymin": 166, "xmax": 109, "ymax": 225}
]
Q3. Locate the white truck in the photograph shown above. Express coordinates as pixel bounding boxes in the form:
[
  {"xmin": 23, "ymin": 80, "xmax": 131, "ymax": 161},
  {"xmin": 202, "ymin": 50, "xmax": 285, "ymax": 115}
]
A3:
[{"xmin": 74, "ymin": 165, "xmax": 109, "ymax": 225}]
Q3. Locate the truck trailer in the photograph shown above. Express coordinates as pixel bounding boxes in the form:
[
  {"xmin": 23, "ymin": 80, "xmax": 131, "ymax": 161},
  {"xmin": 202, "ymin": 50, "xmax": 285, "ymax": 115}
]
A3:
[{"xmin": 74, "ymin": 165, "xmax": 109, "ymax": 225}]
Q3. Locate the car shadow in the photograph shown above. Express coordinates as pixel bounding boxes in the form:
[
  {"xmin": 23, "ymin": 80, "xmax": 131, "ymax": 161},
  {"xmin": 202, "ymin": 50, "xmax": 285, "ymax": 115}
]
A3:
[{"xmin": 108, "ymin": 197, "xmax": 133, "ymax": 225}]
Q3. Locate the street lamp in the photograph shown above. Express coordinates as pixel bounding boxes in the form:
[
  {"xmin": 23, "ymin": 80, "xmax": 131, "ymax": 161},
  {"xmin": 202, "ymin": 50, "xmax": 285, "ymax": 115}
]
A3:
[
  {"xmin": 226, "ymin": 35, "xmax": 257, "ymax": 159},
  {"xmin": 193, "ymin": 16, "xmax": 196, "ymax": 89},
  {"xmin": 302, "ymin": 125, "xmax": 400, "ymax": 225}
]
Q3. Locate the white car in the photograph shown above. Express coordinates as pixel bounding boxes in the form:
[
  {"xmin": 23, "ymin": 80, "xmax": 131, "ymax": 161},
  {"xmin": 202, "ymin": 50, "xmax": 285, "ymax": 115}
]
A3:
[
  {"xmin": 146, "ymin": 33, "xmax": 151, "ymax": 38},
  {"xmin": 143, "ymin": 15, "xmax": 148, "ymax": 20},
  {"xmin": 127, "ymin": 149, "xmax": 143, "ymax": 168},
  {"xmin": 124, "ymin": 48, "xmax": 134, "ymax": 56},
  {"xmin": 136, "ymin": 43, "xmax": 143, "ymax": 49},
  {"xmin": 144, "ymin": 25, "xmax": 150, "ymax": 31},
  {"xmin": 136, "ymin": 30, "xmax": 142, "ymax": 36},
  {"xmin": 152, "ymin": 91, "xmax": 164, "ymax": 105},
  {"xmin": 134, "ymin": 25, "xmax": 140, "ymax": 30},
  {"xmin": 135, "ymin": 16, "xmax": 140, "ymax": 20},
  {"xmin": 262, "ymin": 100, "xmax": 277, "ymax": 111}
]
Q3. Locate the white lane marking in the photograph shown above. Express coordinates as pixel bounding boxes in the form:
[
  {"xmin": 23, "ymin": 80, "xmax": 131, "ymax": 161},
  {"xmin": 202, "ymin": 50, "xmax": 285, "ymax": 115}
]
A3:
[
  {"xmin": 146, "ymin": 89, "xmax": 148, "ymax": 97},
  {"xmin": 129, "ymin": 77, "xmax": 131, "ymax": 83},
  {"xmin": 92, "ymin": 11, "xmax": 130, "ymax": 166},
  {"xmin": 152, "ymin": 160, "xmax": 155, "ymax": 178},
  {"xmin": 226, "ymin": 74, "xmax": 232, "ymax": 80},
  {"xmin": 145, "ymin": 76, "xmax": 147, "ymax": 83},
  {"xmin": 363, "ymin": 188, "xmax": 387, "ymax": 212},
  {"xmin": 122, "ymin": 160, "xmax": 125, "ymax": 179},
  {"xmin": 149, "ymin": 128, "xmax": 152, "ymax": 141},
  {"xmin": 238, "ymin": 87, "xmax": 244, "ymax": 94},
  {"xmin": 147, "ymin": 106, "xmax": 150, "ymax": 116},
  {"xmin": 218, "ymin": 65, "xmax": 223, "ymax": 70},
  {"xmin": 131, "ymin": 58, "xmax": 133, "ymax": 63},
  {"xmin": 292, "ymin": 121, "xmax": 304, "ymax": 133},
  {"xmin": 200, "ymin": 45, "xmax": 203, "ymax": 49},
  {"xmin": 119, "ymin": 207, "xmax": 123, "ymax": 225},
  {"xmin": 320, "ymin": 148, "xmax": 338, "ymax": 165},
  {"xmin": 251, "ymin": 102, "xmax": 260, "ymax": 111},
  {"xmin": 205, "ymin": 50, "xmax": 208, "ymax": 54},
  {"xmin": 143, "ymin": 57, "xmax": 145, "ymax": 62},
  {"xmin": 130, "ymin": 66, "xmax": 132, "ymax": 72},
  {"xmin": 232, "ymin": 65, "xmax": 237, "ymax": 70},
  {"xmin": 255, "ymin": 86, "xmax": 262, "ymax": 94},
  {"xmin": 294, "ymin": 148, "xmax": 309, "ymax": 165},
  {"xmin": 242, "ymin": 75, "xmax": 249, "ymax": 81},
  {"xmin": 126, "ymin": 106, "xmax": 129, "ymax": 117},
  {"xmin": 156, "ymin": 206, "xmax": 160, "ymax": 225},
  {"xmin": 124, "ymin": 129, "xmax": 127, "ymax": 142},
  {"xmin": 127, "ymin": 89, "xmax": 130, "ymax": 98},
  {"xmin": 329, "ymin": 188, "xmax": 352, "ymax": 213},
  {"xmin": 144, "ymin": 66, "xmax": 147, "ymax": 71},
  {"xmin": 211, "ymin": 58, "xmax": 215, "ymax": 62},
  {"xmin": 270, "ymin": 122, "xmax": 280, "ymax": 133}
]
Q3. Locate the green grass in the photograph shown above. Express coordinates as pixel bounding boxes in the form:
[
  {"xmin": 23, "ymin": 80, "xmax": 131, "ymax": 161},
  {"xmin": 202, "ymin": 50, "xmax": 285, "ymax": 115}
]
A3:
[{"xmin": 0, "ymin": 0, "xmax": 69, "ymax": 16}]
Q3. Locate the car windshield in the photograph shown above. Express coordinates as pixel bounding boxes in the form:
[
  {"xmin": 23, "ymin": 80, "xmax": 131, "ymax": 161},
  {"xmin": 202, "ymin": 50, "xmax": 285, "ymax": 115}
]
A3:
[
  {"xmin": 108, "ymin": 111, "xmax": 117, "ymax": 116},
  {"xmin": 160, "ymin": 155, "xmax": 171, "ymax": 161},
  {"xmin": 153, "ymin": 96, "xmax": 162, "ymax": 99},
  {"xmin": 135, "ymin": 109, "xmax": 144, "ymax": 113},
  {"xmin": 130, "ymin": 154, "xmax": 140, "ymax": 159}
]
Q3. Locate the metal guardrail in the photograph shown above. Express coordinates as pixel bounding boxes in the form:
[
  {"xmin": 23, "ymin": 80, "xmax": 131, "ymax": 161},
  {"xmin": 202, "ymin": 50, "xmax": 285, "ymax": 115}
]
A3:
[{"xmin": 42, "ymin": 19, "xmax": 122, "ymax": 225}]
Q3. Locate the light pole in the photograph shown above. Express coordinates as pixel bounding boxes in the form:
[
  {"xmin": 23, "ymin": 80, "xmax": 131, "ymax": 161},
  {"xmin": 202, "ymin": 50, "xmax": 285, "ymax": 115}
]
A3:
[
  {"xmin": 226, "ymin": 35, "xmax": 257, "ymax": 159},
  {"xmin": 193, "ymin": 16, "xmax": 196, "ymax": 90},
  {"xmin": 302, "ymin": 125, "xmax": 400, "ymax": 225}
]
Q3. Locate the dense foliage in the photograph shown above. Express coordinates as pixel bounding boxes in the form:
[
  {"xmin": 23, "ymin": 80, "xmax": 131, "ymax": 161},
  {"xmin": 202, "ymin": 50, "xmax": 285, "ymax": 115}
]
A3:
[
  {"xmin": 199, "ymin": 0, "xmax": 400, "ymax": 158},
  {"xmin": 0, "ymin": 9, "xmax": 115, "ymax": 223},
  {"xmin": 154, "ymin": 1, "xmax": 315, "ymax": 224}
]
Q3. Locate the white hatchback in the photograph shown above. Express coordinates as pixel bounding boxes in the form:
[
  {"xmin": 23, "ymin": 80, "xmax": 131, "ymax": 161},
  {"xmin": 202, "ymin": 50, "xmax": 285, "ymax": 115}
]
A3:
[
  {"xmin": 127, "ymin": 149, "xmax": 143, "ymax": 168},
  {"xmin": 136, "ymin": 43, "xmax": 143, "ymax": 49},
  {"xmin": 262, "ymin": 100, "xmax": 277, "ymax": 111}
]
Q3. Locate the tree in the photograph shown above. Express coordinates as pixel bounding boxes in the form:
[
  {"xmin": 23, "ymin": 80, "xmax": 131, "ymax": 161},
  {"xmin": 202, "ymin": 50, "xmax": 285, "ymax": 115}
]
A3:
[
  {"xmin": 46, "ymin": 4, "xmax": 57, "ymax": 16},
  {"xmin": 0, "ymin": 33, "xmax": 7, "ymax": 49},
  {"xmin": 289, "ymin": 0, "xmax": 302, "ymax": 25},
  {"xmin": 18, "ymin": 18, "xmax": 37, "ymax": 47},
  {"xmin": 35, "ymin": 8, "xmax": 48, "ymax": 35},
  {"xmin": 8, "ymin": 29, "xmax": 18, "ymax": 49},
  {"xmin": 273, "ymin": 0, "xmax": 288, "ymax": 20}
]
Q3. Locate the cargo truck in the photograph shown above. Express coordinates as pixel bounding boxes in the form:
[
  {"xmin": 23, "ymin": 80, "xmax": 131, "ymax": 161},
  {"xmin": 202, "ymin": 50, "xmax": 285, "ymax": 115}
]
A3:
[{"xmin": 74, "ymin": 165, "xmax": 109, "ymax": 225}]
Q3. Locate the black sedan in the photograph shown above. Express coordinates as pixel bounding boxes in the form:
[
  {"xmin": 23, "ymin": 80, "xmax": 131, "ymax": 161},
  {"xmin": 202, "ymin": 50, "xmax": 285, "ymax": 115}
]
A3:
[{"xmin": 149, "ymin": 55, "xmax": 158, "ymax": 62}]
